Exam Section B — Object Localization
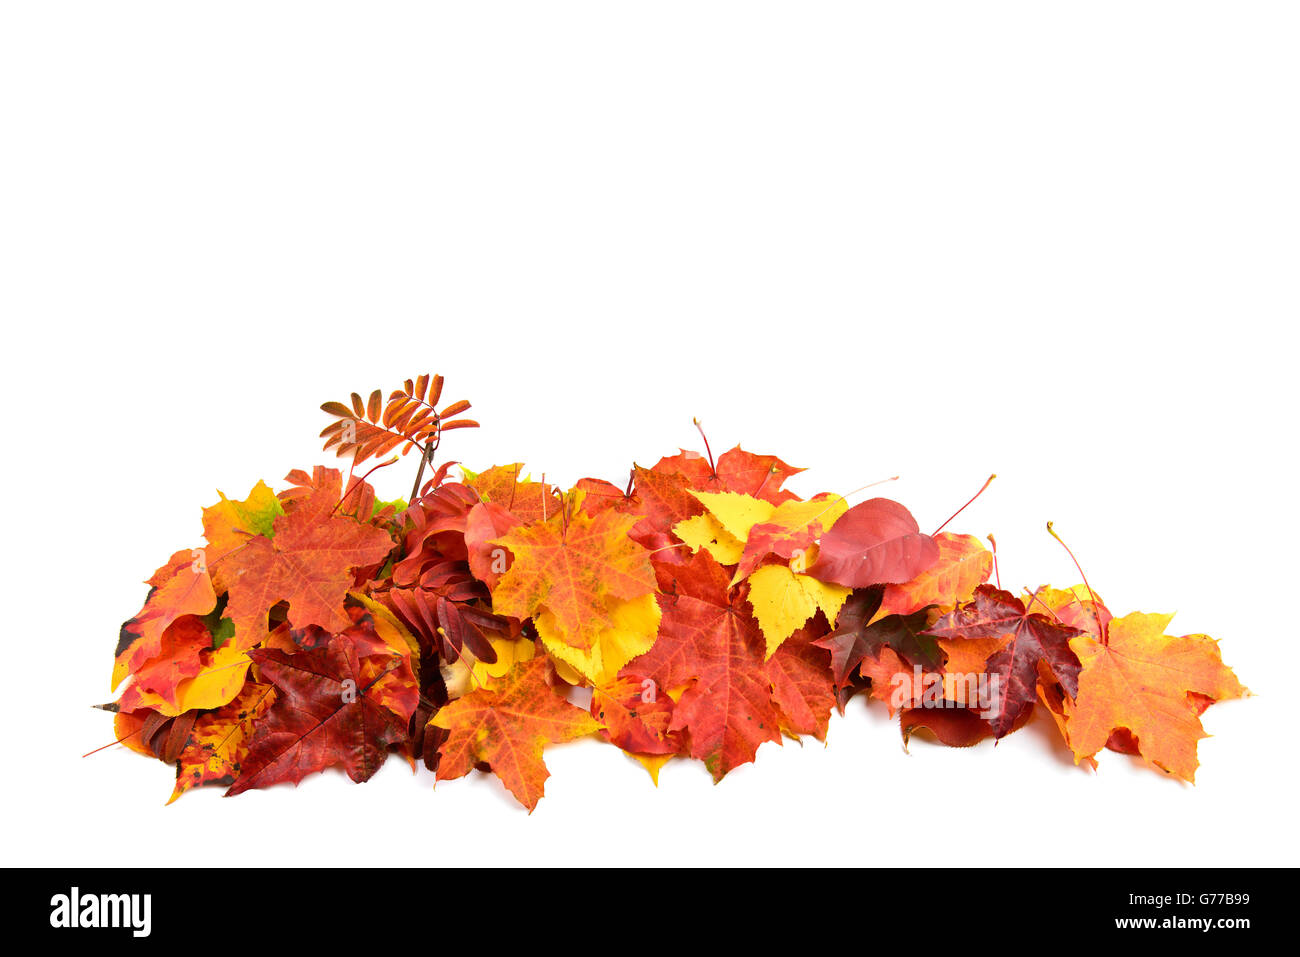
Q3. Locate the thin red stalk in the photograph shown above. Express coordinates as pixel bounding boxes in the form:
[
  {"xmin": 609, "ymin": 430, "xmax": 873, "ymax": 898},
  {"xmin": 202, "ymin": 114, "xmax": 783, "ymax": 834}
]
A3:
[
  {"xmin": 692, "ymin": 417, "xmax": 717, "ymax": 476},
  {"xmin": 83, "ymin": 725, "xmax": 142, "ymax": 758},
  {"xmin": 335, "ymin": 455, "xmax": 400, "ymax": 516},
  {"xmin": 1045, "ymin": 521, "xmax": 1105, "ymax": 643},
  {"xmin": 933, "ymin": 474, "xmax": 996, "ymax": 535}
]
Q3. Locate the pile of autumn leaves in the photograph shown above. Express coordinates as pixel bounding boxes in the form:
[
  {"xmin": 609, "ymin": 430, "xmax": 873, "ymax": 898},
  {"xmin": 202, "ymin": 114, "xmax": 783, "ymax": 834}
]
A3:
[{"xmin": 108, "ymin": 442, "xmax": 1247, "ymax": 810}]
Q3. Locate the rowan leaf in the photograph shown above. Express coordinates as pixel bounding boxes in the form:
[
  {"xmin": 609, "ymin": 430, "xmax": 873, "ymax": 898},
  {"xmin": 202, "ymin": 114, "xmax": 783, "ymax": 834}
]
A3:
[{"xmin": 320, "ymin": 373, "xmax": 478, "ymax": 465}]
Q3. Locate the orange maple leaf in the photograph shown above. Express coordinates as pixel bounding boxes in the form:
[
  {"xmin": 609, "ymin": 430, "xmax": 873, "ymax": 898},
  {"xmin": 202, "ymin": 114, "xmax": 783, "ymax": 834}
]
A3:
[
  {"xmin": 490, "ymin": 507, "xmax": 657, "ymax": 652},
  {"xmin": 464, "ymin": 463, "xmax": 560, "ymax": 524},
  {"xmin": 876, "ymin": 532, "xmax": 992, "ymax": 619},
  {"xmin": 221, "ymin": 468, "xmax": 395, "ymax": 648},
  {"xmin": 430, "ymin": 658, "xmax": 602, "ymax": 810},
  {"xmin": 1064, "ymin": 612, "xmax": 1249, "ymax": 782}
]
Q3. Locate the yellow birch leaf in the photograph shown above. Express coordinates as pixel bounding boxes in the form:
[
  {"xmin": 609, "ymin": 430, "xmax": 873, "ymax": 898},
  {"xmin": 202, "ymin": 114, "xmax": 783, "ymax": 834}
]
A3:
[{"xmin": 745, "ymin": 564, "xmax": 850, "ymax": 659}]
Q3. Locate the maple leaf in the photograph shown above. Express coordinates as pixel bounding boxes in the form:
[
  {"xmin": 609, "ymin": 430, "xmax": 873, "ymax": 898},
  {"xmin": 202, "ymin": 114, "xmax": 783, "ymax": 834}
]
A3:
[
  {"xmin": 876, "ymin": 532, "xmax": 992, "ymax": 619},
  {"xmin": 118, "ymin": 615, "xmax": 210, "ymax": 708},
  {"xmin": 764, "ymin": 626, "xmax": 837, "ymax": 740},
  {"xmin": 655, "ymin": 446, "xmax": 804, "ymax": 505},
  {"xmin": 491, "ymin": 507, "xmax": 659, "ymax": 683},
  {"xmin": 805, "ymin": 498, "xmax": 939, "ymax": 588},
  {"xmin": 619, "ymin": 465, "xmax": 704, "ymax": 557},
  {"xmin": 573, "ymin": 477, "xmax": 628, "ymax": 516},
  {"xmin": 463, "ymin": 463, "xmax": 560, "ymax": 524},
  {"xmin": 221, "ymin": 468, "xmax": 395, "ymax": 649},
  {"xmin": 813, "ymin": 587, "xmax": 943, "ymax": 688},
  {"xmin": 627, "ymin": 551, "xmax": 782, "ymax": 781},
  {"xmin": 169, "ymin": 682, "xmax": 275, "ymax": 803},
  {"xmin": 201, "ymin": 480, "xmax": 284, "ymax": 590},
  {"xmin": 925, "ymin": 584, "xmax": 1084, "ymax": 738},
  {"xmin": 858, "ymin": 645, "xmax": 925, "ymax": 714},
  {"xmin": 1063, "ymin": 612, "xmax": 1248, "ymax": 781},
  {"xmin": 430, "ymin": 658, "xmax": 601, "ymax": 811},
  {"xmin": 226, "ymin": 622, "xmax": 417, "ymax": 795}
]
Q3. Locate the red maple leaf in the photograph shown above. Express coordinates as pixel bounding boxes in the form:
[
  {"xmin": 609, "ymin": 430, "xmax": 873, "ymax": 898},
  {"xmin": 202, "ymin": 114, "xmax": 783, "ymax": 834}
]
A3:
[
  {"xmin": 627, "ymin": 551, "xmax": 782, "ymax": 780},
  {"xmin": 924, "ymin": 584, "xmax": 1084, "ymax": 738},
  {"xmin": 653, "ymin": 445, "xmax": 804, "ymax": 505}
]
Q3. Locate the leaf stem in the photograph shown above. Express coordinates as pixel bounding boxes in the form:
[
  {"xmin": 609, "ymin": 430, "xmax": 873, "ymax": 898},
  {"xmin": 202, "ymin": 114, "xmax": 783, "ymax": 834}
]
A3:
[
  {"xmin": 1045, "ymin": 521, "xmax": 1105, "ymax": 644},
  {"xmin": 692, "ymin": 417, "xmax": 717, "ymax": 476},
  {"xmin": 409, "ymin": 419, "xmax": 443, "ymax": 504},
  {"xmin": 987, "ymin": 533, "xmax": 1001, "ymax": 590},
  {"xmin": 933, "ymin": 474, "xmax": 996, "ymax": 535}
]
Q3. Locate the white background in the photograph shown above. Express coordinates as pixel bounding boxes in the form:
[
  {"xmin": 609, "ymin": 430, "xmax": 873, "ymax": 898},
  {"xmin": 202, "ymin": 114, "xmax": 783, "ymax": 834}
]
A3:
[{"xmin": 2, "ymin": 2, "xmax": 1296, "ymax": 867}]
